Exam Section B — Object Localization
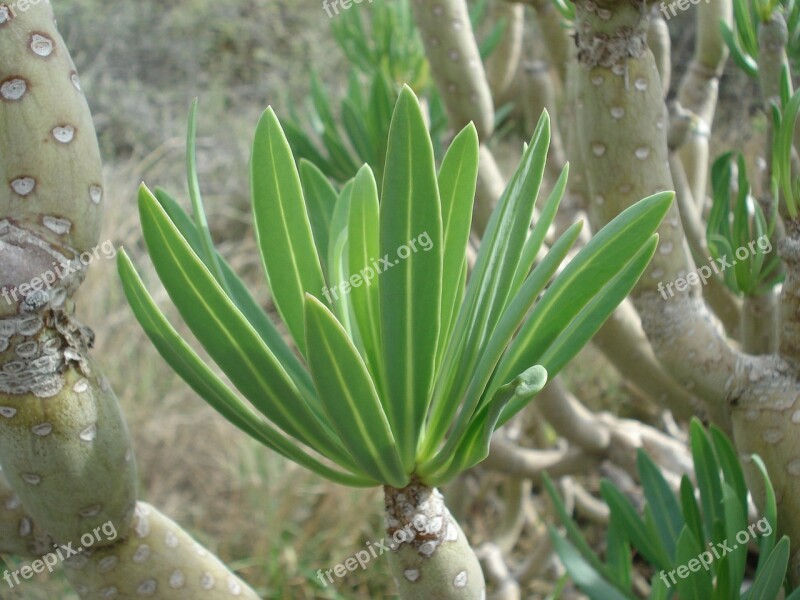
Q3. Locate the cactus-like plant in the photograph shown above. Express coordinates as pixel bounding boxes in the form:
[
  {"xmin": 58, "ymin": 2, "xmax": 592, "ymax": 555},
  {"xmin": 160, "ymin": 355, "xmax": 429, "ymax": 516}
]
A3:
[
  {"xmin": 1, "ymin": 2, "xmax": 260, "ymax": 597},
  {"xmin": 118, "ymin": 81, "xmax": 672, "ymax": 596}
]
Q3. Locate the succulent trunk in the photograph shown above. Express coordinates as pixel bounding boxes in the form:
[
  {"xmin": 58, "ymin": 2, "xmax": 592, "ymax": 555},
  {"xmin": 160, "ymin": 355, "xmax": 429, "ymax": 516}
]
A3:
[
  {"xmin": 0, "ymin": 2, "xmax": 257, "ymax": 597},
  {"xmin": 385, "ymin": 481, "xmax": 485, "ymax": 599},
  {"xmin": 572, "ymin": 0, "xmax": 800, "ymax": 581}
]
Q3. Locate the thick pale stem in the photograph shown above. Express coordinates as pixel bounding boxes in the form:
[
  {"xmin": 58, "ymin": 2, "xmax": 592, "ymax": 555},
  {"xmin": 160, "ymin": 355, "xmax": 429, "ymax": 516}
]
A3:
[
  {"xmin": 411, "ymin": 0, "xmax": 494, "ymax": 140},
  {"xmin": 385, "ymin": 482, "xmax": 485, "ymax": 599},
  {"xmin": 574, "ymin": 0, "xmax": 739, "ymax": 429},
  {"xmin": 574, "ymin": 0, "xmax": 800, "ymax": 581},
  {"xmin": 62, "ymin": 502, "xmax": 259, "ymax": 599},
  {"xmin": 743, "ymin": 293, "xmax": 779, "ymax": 354},
  {"xmin": 486, "ymin": 2, "xmax": 524, "ymax": 101},
  {"xmin": 676, "ymin": 0, "xmax": 731, "ymax": 206},
  {"xmin": 647, "ymin": 10, "xmax": 670, "ymax": 94}
]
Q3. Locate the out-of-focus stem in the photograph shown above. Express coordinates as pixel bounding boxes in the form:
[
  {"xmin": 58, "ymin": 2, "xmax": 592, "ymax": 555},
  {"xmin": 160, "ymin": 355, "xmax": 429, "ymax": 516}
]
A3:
[
  {"xmin": 487, "ymin": 2, "xmax": 525, "ymax": 101},
  {"xmin": 647, "ymin": 9, "xmax": 671, "ymax": 94},
  {"xmin": 411, "ymin": 0, "xmax": 494, "ymax": 140},
  {"xmin": 676, "ymin": 0, "xmax": 732, "ymax": 206},
  {"xmin": 743, "ymin": 293, "xmax": 779, "ymax": 354}
]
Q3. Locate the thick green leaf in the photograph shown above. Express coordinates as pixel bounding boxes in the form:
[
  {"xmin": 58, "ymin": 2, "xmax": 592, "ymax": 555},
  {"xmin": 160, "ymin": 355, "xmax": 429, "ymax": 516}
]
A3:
[
  {"xmin": 495, "ymin": 192, "xmax": 672, "ymax": 387},
  {"xmin": 348, "ymin": 165, "xmax": 386, "ymax": 395},
  {"xmin": 638, "ymin": 449, "xmax": 684, "ymax": 561},
  {"xmin": 436, "ymin": 123, "xmax": 479, "ymax": 366},
  {"xmin": 427, "ymin": 113, "xmax": 550, "ymax": 456},
  {"xmin": 679, "ymin": 476, "xmax": 705, "ymax": 553},
  {"xmin": 299, "ymin": 159, "xmax": 338, "ymax": 274},
  {"xmin": 421, "ymin": 222, "xmax": 581, "ymax": 462},
  {"xmin": 509, "ymin": 163, "xmax": 570, "ymax": 296},
  {"xmin": 548, "ymin": 527, "xmax": 634, "ymax": 600},
  {"xmin": 421, "ymin": 365, "xmax": 546, "ymax": 485},
  {"xmin": 379, "ymin": 86, "xmax": 443, "ymax": 469},
  {"xmin": 674, "ymin": 526, "xmax": 714, "ymax": 600},
  {"xmin": 690, "ymin": 419, "xmax": 723, "ymax": 542},
  {"xmin": 601, "ymin": 480, "xmax": 670, "ymax": 570},
  {"xmin": 532, "ymin": 235, "xmax": 659, "ymax": 381},
  {"xmin": 710, "ymin": 425, "xmax": 748, "ymax": 516},
  {"xmin": 747, "ymin": 536, "xmax": 790, "ymax": 600},
  {"xmin": 152, "ymin": 187, "xmax": 318, "ymax": 405},
  {"xmin": 117, "ymin": 250, "xmax": 375, "ymax": 488},
  {"xmin": 251, "ymin": 107, "xmax": 328, "ymax": 355},
  {"xmin": 137, "ymin": 184, "xmax": 356, "ymax": 472},
  {"xmin": 304, "ymin": 295, "xmax": 406, "ymax": 487},
  {"xmin": 752, "ymin": 455, "xmax": 778, "ymax": 571}
]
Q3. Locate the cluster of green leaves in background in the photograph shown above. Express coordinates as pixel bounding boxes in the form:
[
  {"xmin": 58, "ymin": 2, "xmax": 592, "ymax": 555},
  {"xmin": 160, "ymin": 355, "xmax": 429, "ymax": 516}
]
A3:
[
  {"xmin": 706, "ymin": 152, "xmax": 783, "ymax": 295},
  {"xmin": 546, "ymin": 419, "xmax": 794, "ymax": 600},
  {"xmin": 721, "ymin": 0, "xmax": 800, "ymax": 78},
  {"xmin": 283, "ymin": 0, "xmax": 513, "ymax": 186},
  {"xmin": 118, "ymin": 86, "xmax": 670, "ymax": 490}
]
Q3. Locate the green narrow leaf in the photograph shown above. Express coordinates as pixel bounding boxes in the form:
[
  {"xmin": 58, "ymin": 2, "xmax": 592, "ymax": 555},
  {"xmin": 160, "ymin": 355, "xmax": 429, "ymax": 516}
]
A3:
[
  {"xmin": 137, "ymin": 184, "xmax": 357, "ymax": 472},
  {"xmin": 709, "ymin": 425, "xmax": 748, "ymax": 515},
  {"xmin": 185, "ymin": 99, "xmax": 228, "ymax": 289},
  {"xmin": 509, "ymin": 163, "xmax": 570, "ymax": 297},
  {"xmin": 426, "ymin": 113, "xmax": 551, "ymax": 457},
  {"xmin": 547, "ymin": 527, "xmax": 634, "ymax": 600},
  {"xmin": 495, "ymin": 192, "xmax": 672, "ymax": 388},
  {"xmin": 251, "ymin": 107, "xmax": 328, "ymax": 356},
  {"xmin": 348, "ymin": 165, "xmax": 386, "ymax": 394},
  {"xmin": 605, "ymin": 514, "xmax": 633, "ymax": 592},
  {"xmin": 531, "ymin": 235, "xmax": 659, "ymax": 381},
  {"xmin": 379, "ymin": 86, "xmax": 443, "ymax": 469},
  {"xmin": 117, "ymin": 251, "xmax": 375, "ymax": 488},
  {"xmin": 422, "ymin": 365, "xmax": 546, "ymax": 485},
  {"xmin": 304, "ymin": 295, "xmax": 407, "ymax": 487},
  {"xmin": 752, "ymin": 455, "xmax": 778, "ymax": 571},
  {"xmin": 152, "ymin": 187, "xmax": 318, "ymax": 404},
  {"xmin": 747, "ymin": 536, "xmax": 790, "ymax": 600},
  {"xmin": 299, "ymin": 159, "xmax": 338, "ymax": 275},
  {"xmin": 690, "ymin": 419, "xmax": 723, "ymax": 542},
  {"xmin": 674, "ymin": 526, "xmax": 714, "ymax": 600},
  {"xmin": 680, "ymin": 476, "xmax": 705, "ymax": 552},
  {"xmin": 719, "ymin": 483, "xmax": 747, "ymax": 591},
  {"xmin": 601, "ymin": 481, "xmax": 670, "ymax": 570},
  {"xmin": 637, "ymin": 449, "xmax": 684, "ymax": 561},
  {"xmin": 436, "ymin": 123, "xmax": 479, "ymax": 360}
]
